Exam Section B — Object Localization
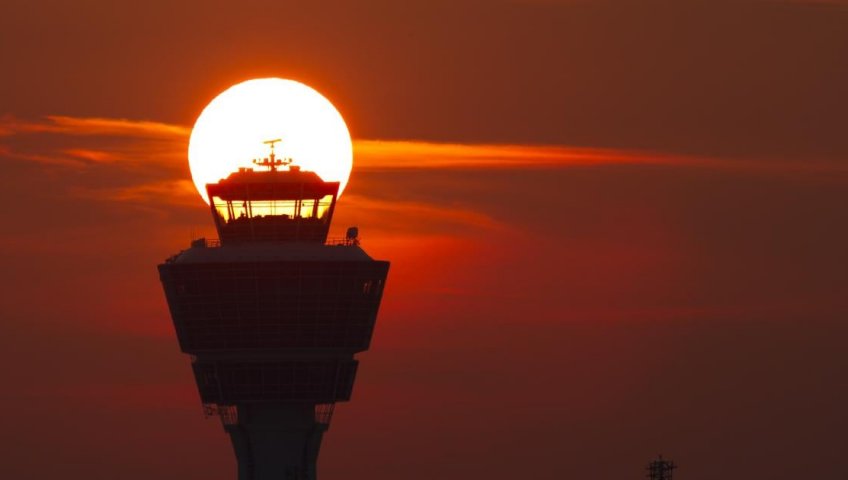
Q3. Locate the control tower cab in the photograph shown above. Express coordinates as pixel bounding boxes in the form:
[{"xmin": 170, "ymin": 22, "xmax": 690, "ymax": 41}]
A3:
[{"xmin": 207, "ymin": 139, "xmax": 339, "ymax": 244}]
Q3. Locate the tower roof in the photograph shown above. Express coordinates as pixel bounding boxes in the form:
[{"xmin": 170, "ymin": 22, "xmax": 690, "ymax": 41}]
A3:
[{"xmin": 207, "ymin": 167, "xmax": 339, "ymax": 201}]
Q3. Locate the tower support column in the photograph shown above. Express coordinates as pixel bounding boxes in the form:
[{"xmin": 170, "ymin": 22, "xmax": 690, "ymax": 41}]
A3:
[{"xmin": 224, "ymin": 404, "xmax": 327, "ymax": 480}]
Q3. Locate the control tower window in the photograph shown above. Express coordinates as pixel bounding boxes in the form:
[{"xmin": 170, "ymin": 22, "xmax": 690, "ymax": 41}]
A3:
[
  {"xmin": 211, "ymin": 194, "xmax": 335, "ymax": 224},
  {"xmin": 299, "ymin": 194, "xmax": 335, "ymax": 220}
]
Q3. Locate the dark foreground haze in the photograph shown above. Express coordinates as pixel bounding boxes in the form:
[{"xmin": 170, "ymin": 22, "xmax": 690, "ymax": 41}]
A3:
[{"xmin": 1, "ymin": 1, "xmax": 846, "ymax": 479}]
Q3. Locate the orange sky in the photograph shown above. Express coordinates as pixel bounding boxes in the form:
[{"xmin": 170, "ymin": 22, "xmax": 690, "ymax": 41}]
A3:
[
  {"xmin": 1, "ymin": 112, "xmax": 847, "ymax": 479},
  {"xmin": 1, "ymin": 1, "xmax": 847, "ymax": 479}
]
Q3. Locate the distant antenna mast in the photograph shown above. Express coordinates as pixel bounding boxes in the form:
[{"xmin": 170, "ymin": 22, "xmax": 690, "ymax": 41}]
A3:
[
  {"xmin": 647, "ymin": 455, "xmax": 677, "ymax": 480},
  {"xmin": 253, "ymin": 138, "xmax": 293, "ymax": 171}
]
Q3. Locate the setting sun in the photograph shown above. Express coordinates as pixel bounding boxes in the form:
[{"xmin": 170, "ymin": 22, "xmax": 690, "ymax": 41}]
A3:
[{"xmin": 188, "ymin": 78, "xmax": 353, "ymax": 204}]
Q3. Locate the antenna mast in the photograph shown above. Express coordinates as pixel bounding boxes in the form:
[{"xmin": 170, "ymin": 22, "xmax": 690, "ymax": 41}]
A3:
[{"xmin": 253, "ymin": 138, "xmax": 292, "ymax": 171}]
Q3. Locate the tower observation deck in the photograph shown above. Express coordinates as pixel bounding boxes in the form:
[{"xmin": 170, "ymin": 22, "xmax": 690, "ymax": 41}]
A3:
[{"xmin": 158, "ymin": 141, "xmax": 390, "ymax": 480}]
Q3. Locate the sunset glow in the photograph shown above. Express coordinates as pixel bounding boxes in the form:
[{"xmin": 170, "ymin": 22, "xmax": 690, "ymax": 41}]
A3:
[
  {"xmin": 4, "ymin": 0, "xmax": 848, "ymax": 477},
  {"xmin": 188, "ymin": 78, "xmax": 353, "ymax": 204}
]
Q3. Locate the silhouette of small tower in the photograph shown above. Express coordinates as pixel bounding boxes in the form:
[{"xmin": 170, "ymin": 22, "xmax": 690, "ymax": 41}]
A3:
[
  {"xmin": 647, "ymin": 455, "xmax": 677, "ymax": 480},
  {"xmin": 158, "ymin": 139, "xmax": 390, "ymax": 480}
]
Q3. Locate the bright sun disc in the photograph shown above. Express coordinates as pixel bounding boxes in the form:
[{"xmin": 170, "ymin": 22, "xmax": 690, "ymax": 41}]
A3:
[{"xmin": 188, "ymin": 78, "xmax": 353, "ymax": 204}]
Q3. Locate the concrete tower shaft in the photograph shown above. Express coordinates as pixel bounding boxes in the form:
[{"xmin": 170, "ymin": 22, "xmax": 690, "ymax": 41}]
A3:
[{"xmin": 159, "ymin": 154, "xmax": 389, "ymax": 480}]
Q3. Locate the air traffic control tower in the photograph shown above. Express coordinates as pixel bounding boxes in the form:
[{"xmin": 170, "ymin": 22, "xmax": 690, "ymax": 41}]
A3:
[{"xmin": 158, "ymin": 140, "xmax": 390, "ymax": 480}]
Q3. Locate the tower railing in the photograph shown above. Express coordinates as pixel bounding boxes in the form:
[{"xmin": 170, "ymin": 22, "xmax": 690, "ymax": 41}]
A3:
[{"xmin": 186, "ymin": 236, "xmax": 360, "ymax": 249}]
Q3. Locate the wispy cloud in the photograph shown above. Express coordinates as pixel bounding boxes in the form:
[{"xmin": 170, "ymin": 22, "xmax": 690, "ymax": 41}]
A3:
[
  {"xmin": 355, "ymin": 139, "xmax": 848, "ymax": 179},
  {"xmin": 6, "ymin": 114, "xmax": 848, "ymax": 171},
  {"xmin": 0, "ymin": 114, "xmax": 189, "ymax": 139},
  {"xmin": 338, "ymin": 193, "xmax": 505, "ymax": 236},
  {"xmin": 70, "ymin": 179, "xmax": 199, "ymax": 206},
  {"xmin": 1, "ymin": 114, "xmax": 845, "ymax": 209},
  {"xmin": 62, "ymin": 148, "xmax": 123, "ymax": 164},
  {"xmin": 354, "ymin": 139, "xmax": 635, "ymax": 169},
  {"xmin": 1, "ymin": 115, "xmax": 187, "ymax": 172},
  {"xmin": 0, "ymin": 143, "xmax": 90, "ymax": 168}
]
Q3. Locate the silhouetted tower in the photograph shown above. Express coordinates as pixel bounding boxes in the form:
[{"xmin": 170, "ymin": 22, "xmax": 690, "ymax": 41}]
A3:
[
  {"xmin": 647, "ymin": 455, "xmax": 677, "ymax": 480},
  {"xmin": 158, "ymin": 140, "xmax": 389, "ymax": 480}
]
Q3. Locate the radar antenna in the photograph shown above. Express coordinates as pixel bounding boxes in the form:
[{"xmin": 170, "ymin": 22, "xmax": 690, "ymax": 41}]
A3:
[
  {"xmin": 646, "ymin": 455, "xmax": 676, "ymax": 480},
  {"xmin": 253, "ymin": 138, "xmax": 293, "ymax": 172}
]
